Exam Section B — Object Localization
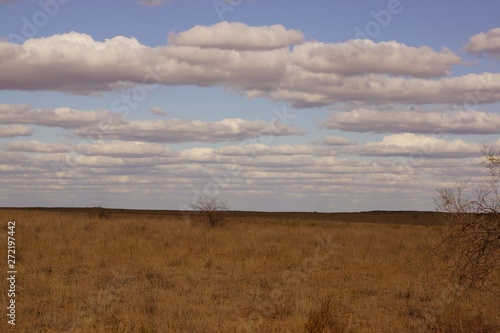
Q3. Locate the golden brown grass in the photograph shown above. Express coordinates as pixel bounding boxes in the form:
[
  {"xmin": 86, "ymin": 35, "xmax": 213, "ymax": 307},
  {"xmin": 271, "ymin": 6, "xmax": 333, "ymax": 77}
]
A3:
[{"xmin": 0, "ymin": 208, "xmax": 498, "ymax": 332}]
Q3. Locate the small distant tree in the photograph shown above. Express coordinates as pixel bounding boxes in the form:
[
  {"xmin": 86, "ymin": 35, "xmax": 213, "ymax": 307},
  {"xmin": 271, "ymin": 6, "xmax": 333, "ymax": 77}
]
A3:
[
  {"xmin": 434, "ymin": 144, "xmax": 500, "ymax": 292},
  {"xmin": 189, "ymin": 194, "xmax": 228, "ymax": 227}
]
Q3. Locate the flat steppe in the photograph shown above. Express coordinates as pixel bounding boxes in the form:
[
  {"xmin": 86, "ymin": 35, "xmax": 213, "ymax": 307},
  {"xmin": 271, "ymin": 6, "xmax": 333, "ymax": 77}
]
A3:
[{"xmin": 0, "ymin": 208, "xmax": 498, "ymax": 332}]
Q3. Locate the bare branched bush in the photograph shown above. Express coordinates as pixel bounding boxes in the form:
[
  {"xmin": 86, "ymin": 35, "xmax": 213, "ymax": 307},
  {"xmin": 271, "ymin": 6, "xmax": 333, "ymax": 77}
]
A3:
[
  {"xmin": 434, "ymin": 144, "xmax": 500, "ymax": 292},
  {"xmin": 189, "ymin": 194, "xmax": 228, "ymax": 227}
]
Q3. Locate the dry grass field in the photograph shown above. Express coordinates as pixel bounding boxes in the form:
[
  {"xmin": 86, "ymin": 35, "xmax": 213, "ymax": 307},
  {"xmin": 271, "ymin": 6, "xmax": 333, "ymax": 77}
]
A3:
[{"xmin": 0, "ymin": 208, "xmax": 499, "ymax": 332}]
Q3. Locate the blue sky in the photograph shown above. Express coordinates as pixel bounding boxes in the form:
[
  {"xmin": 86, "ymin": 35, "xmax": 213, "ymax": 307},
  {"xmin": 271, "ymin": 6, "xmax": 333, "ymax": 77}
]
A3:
[{"xmin": 0, "ymin": 0, "xmax": 499, "ymax": 212}]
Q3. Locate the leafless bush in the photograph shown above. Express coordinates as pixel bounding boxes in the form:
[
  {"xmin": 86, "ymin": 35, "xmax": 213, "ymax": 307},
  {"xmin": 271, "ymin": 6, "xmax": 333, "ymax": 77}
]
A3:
[
  {"xmin": 434, "ymin": 144, "xmax": 500, "ymax": 292},
  {"xmin": 189, "ymin": 194, "xmax": 228, "ymax": 227}
]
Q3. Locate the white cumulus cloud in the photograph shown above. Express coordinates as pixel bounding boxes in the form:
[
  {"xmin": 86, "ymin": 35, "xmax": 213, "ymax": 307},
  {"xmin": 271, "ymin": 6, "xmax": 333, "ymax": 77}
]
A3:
[
  {"xmin": 357, "ymin": 133, "xmax": 481, "ymax": 158},
  {"xmin": 74, "ymin": 141, "xmax": 176, "ymax": 158},
  {"xmin": 138, "ymin": 0, "xmax": 170, "ymax": 6},
  {"xmin": 0, "ymin": 104, "xmax": 122, "ymax": 128},
  {"xmin": 168, "ymin": 22, "xmax": 304, "ymax": 50},
  {"xmin": 0, "ymin": 125, "xmax": 33, "ymax": 138},
  {"xmin": 74, "ymin": 117, "xmax": 305, "ymax": 143},
  {"xmin": 3, "ymin": 140, "xmax": 71, "ymax": 153},
  {"xmin": 323, "ymin": 106, "xmax": 500, "ymax": 134},
  {"xmin": 311, "ymin": 135, "xmax": 357, "ymax": 146},
  {"xmin": 466, "ymin": 27, "xmax": 500, "ymax": 58},
  {"xmin": 150, "ymin": 106, "xmax": 168, "ymax": 116},
  {"xmin": 292, "ymin": 40, "xmax": 461, "ymax": 78}
]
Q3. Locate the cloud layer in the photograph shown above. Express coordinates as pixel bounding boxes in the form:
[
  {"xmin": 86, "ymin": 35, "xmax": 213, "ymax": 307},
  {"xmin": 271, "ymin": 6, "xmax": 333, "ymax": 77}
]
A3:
[
  {"xmin": 0, "ymin": 104, "xmax": 303, "ymax": 143},
  {"xmin": 323, "ymin": 107, "xmax": 500, "ymax": 134},
  {"xmin": 292, "ymin": 40, "xmax": 461, "ymax": 77},
  {"xmin": 0, "ymin": 125, "xmax": 33, "ymax": 138},
  {"xmin": 0, "ymin": 104, "xmax": 118, "ymax": 128},
  {"xmin": 357, "ymin": 133, "xmax": 481, "ymax": 158},
  {"xmin": 0, "ymin": 23, "xmax": 499, "ymax": 211},
  {"xmin": 74, "ymin": 117, "xmax": 305, "ymax": 143},
  {"xmin": 1, "ymin": 127, "xmax": 494, "ymax": 210},
  {"xmin": 2, "ymin": 23, "xmax": 499, "ymax": 107}
]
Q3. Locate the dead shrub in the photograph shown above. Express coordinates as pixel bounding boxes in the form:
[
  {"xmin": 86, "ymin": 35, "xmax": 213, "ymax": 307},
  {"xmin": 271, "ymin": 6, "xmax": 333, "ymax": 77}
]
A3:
[{"xmin": 189, "ymin": 194, "xmax": 228, "ymax": 228}]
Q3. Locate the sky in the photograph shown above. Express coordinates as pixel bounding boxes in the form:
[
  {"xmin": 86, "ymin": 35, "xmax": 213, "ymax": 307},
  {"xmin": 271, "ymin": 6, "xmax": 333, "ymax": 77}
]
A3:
[{"xmin": 0, "ymin": 0, "xmax": 499, "ymax": 212}]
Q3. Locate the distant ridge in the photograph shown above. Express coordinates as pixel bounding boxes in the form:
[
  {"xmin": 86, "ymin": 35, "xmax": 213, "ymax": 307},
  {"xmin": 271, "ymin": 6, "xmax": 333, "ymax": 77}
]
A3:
[{"xmin": 0, "ymin": 207, "xmax": 442, "ymax": 226}]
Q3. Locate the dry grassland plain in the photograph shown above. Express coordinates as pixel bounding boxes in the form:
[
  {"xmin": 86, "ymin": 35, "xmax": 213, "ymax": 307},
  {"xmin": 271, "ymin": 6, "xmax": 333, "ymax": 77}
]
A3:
[{"xmin": 0, "ymin": 208, "xmax": 499, "ymax": 332}]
